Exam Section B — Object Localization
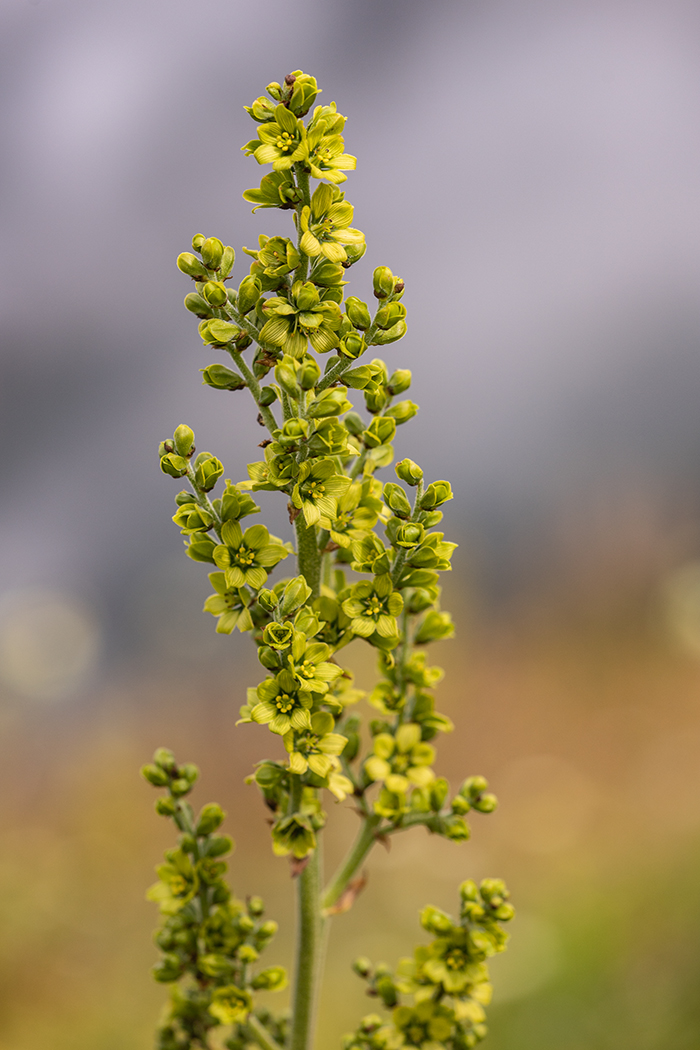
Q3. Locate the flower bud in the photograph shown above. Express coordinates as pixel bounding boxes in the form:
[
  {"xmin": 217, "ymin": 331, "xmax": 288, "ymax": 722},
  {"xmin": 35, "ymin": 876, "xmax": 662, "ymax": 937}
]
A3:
[
  {"xmin": 196, "ymin": 803, "xmax": 225, "ymax": 835},
  {"xmin": 194, "ymin": 454, "xmax": 224, "ymax": 492},
  {"xmin": 155, "ymin": 796, "xmax": 177, "ymax": 816},
  {"xmin": 372, "ymin": 320, "xmax": 407, "ymax": 345},
  {"xmin": 345, "ymin": 297, "xmax": 371, "ymax": 330},
  {"xmin": 339, "ymin": 332, "xmax": 366, "ymax": 359},
  {"xmin": 383, "ymin": 483, "xmax": 412, "ymax": 519},
  {"xmin": 343, "ymin": 242, "xmax": 366, "ymax": 266},
  {"xmin": 246, "ymin": 95, "xmax": 277, "ymax": 121},
  {"xmin": 219, "ymin": 245, "xmax": 235, "ymax": 279},
  {"xmin": 257, "ymin": 588, "xmax": 279, "ymax": 613},
  {"xmin": 263, "ymin": 622, "xmax": 294, "ymax": 650},
  {"xmin": 372, "ymin": 266, "xmax": 394, "ymax": 299},
  {"xmin": 309, "ymin": 260, "xmax": 345, "ymax": 286},
  {"xmin": 451, "ymin": 794, "xmax": 471, "ymax": 815},
  {"xmin": 173, "ymin": 425, "xmax": 194, "ymax": 456},
  {"xmin": 170, "ymin": 777, "xmax": 192, "ymax": 797},
  {"xmin": 153, "ymin": 954, "xmax": 184, "ymax": 982},
  {"xmin": 208, "ymin": 834, "xmax": 233, "ymax": 857},
  {"xmin": 387, "ymin": 370, "xmax": 411, "ymax": 395},
  {"xmin": 395, "ymin": 459, "xmax": 423, "ymax": 486},
  {"xmin": 192, "ymin": 234, "xmax": 206, "ymax": 252},
  {"xmin": 352, "ymin": 957, "xmax": 373, "ymax": 978},
  {"xmin": 259, "ymin": 386, "xmax": 278, "ymax": 407},
  {"xmin": 395, "ymin": 523, "xmax": 424, "ymax": 548},
  {"xmin": 443, "ymin": 815, "xmax": 470, "ymax": 841},
  {"xmin": 374, "ymin": 302, "xmax": 406, "ymax": 330},
  {"xmin": 201, "ymin": 364, "xmax": 246, "ymax": 391},
  {"xmin": 384, "ymin": 400, "xmax": 418, "ymax": 425},
  {"xmin": 257, "ymin": 919, "xmax": 278, "ymax": 939},
  {"xmin": 275, "ymin": 357, "xmax": 300, "ymax": 398},
  {"xmin": 280, "ymin": 575, "xmax": 312, "ymax": 616},
  {"xmin": 420, "ymin": 480, "xmax": 453, "ymax": 509},
  {"xmin": 184, "ymin": 292, "xmax": 213, "ymax": 318},
  {"xmin": 141, "ymin": 763, "xmax": 169, "ymax": 786},
  {"xmin": 298, "ymin": 357, "xmax": 321, "ymax": 390},
  {"xmin": 278, "ymin": 417, "xmax": 308, "ymax": 446},
  {"xmin": 177, "ymin": 252, "xmax": 208, "ymax": 279},
  {"xmin": 363, "ymin": 415, "xmax": 396, "ymax": 448},
  {"xmin": 202, "ymin": 281, "xmax": 228, "ymax": 307},
  {"xmin": 258, "ymin": 646, "xmax": 281, "ymax": 670},
  {"xmin": 414, "ymin": 611, "xmax": 454, "ymax": 644},
  {"xmin": 420, "ymin": 905, "xmax": 453, "ymax": 934},
  {"xmin": 473, "ymin": 792, "xmax": 498, "ymax": 813},
  {"xmin": 238, "ymin": 275, "xmax": 262, "ymax": 314},
  {"xmin": 201, "ymin": 236, "xmax": 224, "ymax": 270},
  {"xmin": 252, "ymin": 966, "xmax": 288, "ymax": 991},
  {"xmin": 307, "ymin": 388, "xmax": 351, "ymax": 419},
  {"xmin": 200, "ymin": 318, "xmax": 240, "ymax": 345},
  {"xmin": 344, "ymin": 412, "xmax": 364, "ymax": 436},
  {"xmin": 430, "ymin": 777, "xmax": 449, "ymax": 811},
  {"xmin": 160, "ymin": 453, "xmax": 189, "ymax": 478}
]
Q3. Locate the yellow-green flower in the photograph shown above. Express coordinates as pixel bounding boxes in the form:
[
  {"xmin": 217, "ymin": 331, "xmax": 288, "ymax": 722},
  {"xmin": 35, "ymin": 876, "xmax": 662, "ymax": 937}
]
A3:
[
  {"xmin": 286, "ymin": 635, "xmax": 344, "ymax": 694},
  {"xmin": 212, "ymin": 521, "xmax": 289, "ymax": 591},
  {"xmin": 146, "ymin": 849, "xmax": 198, "ymax": 915},
  {"xmin": 208, "ymin": 985, "xmax": 252, "ymax": 1025},
  {"xmin": 259, "ymin": 280, "xmax": 342, "ymax": 358},
  {"xmin": 202, "ymin": 572, "xmax": 254, "ymax": 634},
  {"xmin": 246, "ymin": 103, "xmax": 304, "ymax": 170},
  {"xmin": 291, "ymin": 458, "xmax": 351, "ymax": 527},
  {"xmin": 299, "ymin": 183, "xmax": 365, "ymax": 263},
  {"xmin": 284, "ymin": 711, "xmax": 347, "ymax": 777},
  {"xmin": 319, "ymin": 477, "xmax": 385, "ymax": 548},
  {"xmin": 342, "ymin": 573, "xmax": 404, "ymax": 639},
  {"xmin": 301, "ymin": 103, "xmax": 357, "ymax": 183},
  {"xmin": 249, "ymin": 669, "xmax": 314, "ymax": 736}
]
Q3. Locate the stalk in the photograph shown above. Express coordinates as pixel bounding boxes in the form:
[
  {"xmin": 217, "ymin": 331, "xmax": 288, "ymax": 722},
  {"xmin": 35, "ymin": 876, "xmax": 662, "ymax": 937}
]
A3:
[{"xmin": 322, "ymin": 814, "xmax": 382, "ymax": 913}]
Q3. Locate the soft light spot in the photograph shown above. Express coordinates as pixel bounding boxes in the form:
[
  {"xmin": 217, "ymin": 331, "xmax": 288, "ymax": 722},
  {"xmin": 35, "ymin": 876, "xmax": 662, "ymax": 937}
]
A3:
[
  {"xmin": 0, "ymin": 590, "xmax": 100, "ymax": 701},
  {"xmin": 660, "ymin": 560, "xmax": 700, "ymax": 657},
  {"xmin": 490, "ymin": 912, "xmax": 562, "ymax": 1002}
]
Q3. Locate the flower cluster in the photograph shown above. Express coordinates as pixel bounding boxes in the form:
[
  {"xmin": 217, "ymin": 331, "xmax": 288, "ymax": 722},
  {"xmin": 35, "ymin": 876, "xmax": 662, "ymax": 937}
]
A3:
[
  {"xmin": 344, "ymin": 883, "xmax": 514, "ymax": 1050},
  {"xmin": 142, "ymin": 750, "xmax": 287, "ymax": 1050},
  {"xmin": 147, "ymin": 69, "xmax": 512, "ymax": 1050}
]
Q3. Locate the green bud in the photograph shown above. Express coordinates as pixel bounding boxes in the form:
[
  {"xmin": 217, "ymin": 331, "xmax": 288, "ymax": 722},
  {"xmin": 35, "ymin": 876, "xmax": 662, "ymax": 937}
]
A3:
[
  {"xmin": 339, "ymin": 332, "xmax": 366, "ymax": 359},
  {"xmin": 344, "ymin": 412, "xmax": 364, "ymax": 436},
  {"xmin": 201, "ymin": 364, "xmax": 246, "ymax": 391},
  {"xmin": 460, "ymin": 775, "xmax": 487, "ymax": 798},
  {"xmin": 420, "ymin": 905, "xmax": 453, "ymax": 934},
  {"xmin": 194, "ymin": 454, "xmax": 224, "ymax": 492},
  {"xmin": 420, "ymin": 480, "xmax": 453, "ymax": 509},
  {"xmin": 460, "ymin": 879, "xmax": 479, "ymax": 901},
  {"xmin": 247, "ymin": 895, "xmax": 265, "ymax": 916},
  {"xmin": 257, "ymin": 589, "xmax": 279, "ymax": 613},
  {"xmin": 372, "ymin": 266, "xmax": 395, "ymax": 299},
  {"xmin": 153, "ymin": 954, "xmax": 184, "ymax": 982},
  {"xmin": 201, "ymin": 236, "xmax": 224, "ymax": 270},
  {"xmin": 395, "ymin": 523, "xmax": 424, "ymax": 548},
  {"xmin": 160, "ymin": 453, "xmax": 189, "ymax": 478},
  {"xmin": 363, "ymin": 415, "xmax": 396, "ymax": 448},
  {"xmin": 345, "ymin": 297, "xmax": 371, "ymax": 330},
  {"xmin": 263, "ymin": 622, "xmax": 294, "ymax": 650},
  {"xmin": 387, "ymin": 370, "xmax": 411, "ymax": 395},
  {"xmin": 353, "ymin": 957, "xmax": 373, "ymax": 978},
  {"xmin": 259, "ymin": 385, "xmax": 278, "ymax": 406},
  {"xmin": 196, "ymin": 803, "xmax": 225, "ymax": 835},
  {"xmin": 191, "ymin": 234, "xmax": 206, "ymax": 252},
  {"xmin": 451, "ymin": 795, "xmax": 471, "ymax": 815},
  {"xmin": 153, "ymin": 748, "xmax": 177, "ymax": 771},
  {"xmin": 251, "ymin": 966, "xmax": 288, "ymax": 991},
  {"xmin": 257, "ymin": 646, "xmax": 280, "ymax": 670},
  {"xmin": 141, "ymin": 763, "xmax": 168, "ymax": 786},
  {"xmin": 372, "ymin": 320, "xmax": 407, "ymax": 345},
  {"xmin": 280, "ymin": 575, "xmax": 313, "ymax": 616},
  {"xmin": 202, "ymin": 280, "xmax": 228, "ymax": 306},
  {"xmin": 376, "ymin": 975, "xmax": 398, "ymax": 1007},
  {"xmin": 429, "ymin": 777, "xmax": 449, "ymax": 811},
  {"xmin": 219, "ymin": 245, "xmax": 235, "ymax": 279},
  {"xmin": 155, "ymin": 797, "xmax": 177, "ymax": 816},
  {"xmin": 200, "ymin": 318, "xmax": 240, "ymax": 345},
  {"xmin": 374, "ymin": 302, "xmax": 406, "ymax": 330},
  {"xmin": 395, "ymin": 459, "xmax": 423, "ymax": 486},
  {"xmin": 170, "ymin": 778, "xmax": 192, "ymax": 797},
  {"xmin": 442, "ymin": 814, "xmax": 470, "ymax": 841},
  {"xmin": 384, "ymin": 400, "xmax": 418, "ymax": 425},
  {"xmin": 414, "ymin": 611, "xmax": 455, "ymax": 644},
  {"xmin": 383, "ymin": 483, "xmax": 412, "ymax": 519},
  {"xmin": 245, "ymin": 95, "xmax": 278, "ymax": 122},
  {"xmin": 173, "ymin": 424, "xmax": 195, "ymax": 457},
  {"xmin": 275, "ymin": 357, "xmax": 300, "ymax": 398},
  {"xmin": 307, "ymin": 388, "xmax": 351, "ymax": 419},
  {"xmin": 258, "ymin": 919, "xmax": 278, "ymax": 939},
  {"xmin": 184, "ymin": 292, "xmax": 213, "ymax": 318},
  {"xmin": 207, "ymin": 834, "xmax": 233, "ymax": 857},
  {"xmin": 238, "ymin": 275, "xmax": 262, "ymax": 314},
  {"xmin": 199, "ymin": 953, "xmax": 234, "ymax": 978},
  {"xmin": 177, "ymin": 252, "xmax": 208, "ymax": 279},
  {"xmin": 298, "ymin": 357, "xmax": 321, "ymax": 390},
  {"xmin": 343, "ymin": 242, "xmax": 366, "ymax": 266},
  {"xmin": 473, "ymin": 793, "xmax": 498, "ymax": 813}
]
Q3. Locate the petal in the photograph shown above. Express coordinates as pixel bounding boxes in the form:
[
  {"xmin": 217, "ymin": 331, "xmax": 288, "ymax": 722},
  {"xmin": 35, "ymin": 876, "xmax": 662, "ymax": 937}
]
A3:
[
  {"xmin": 243, "ymin": 523, "xmax": 270, "ymax": 550},
  {"xmin": 225, "ymin": 566, "xmax": 246, "ymax": 588},
  {"xmin": 245, "ymin": 566, "xmax": 268, "ymax": 590},
  {"xmin": 300, "ymin": 231, "xmax": 322, "ymax": 257},
  {"xmin": 221, "ymin": 520, "xmax": 243, "ymax": 548}
]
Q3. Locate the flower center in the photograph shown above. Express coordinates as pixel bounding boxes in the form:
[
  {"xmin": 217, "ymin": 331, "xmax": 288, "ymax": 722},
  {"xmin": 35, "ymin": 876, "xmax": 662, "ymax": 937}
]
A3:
[
  {"xmin": 445, "ymin": 948, "xmax": 467, "ymax": 970},
  {"xmin": 299, "ymin": 660, "xmax": 316, "ymax": 679},
  {"xmin": 275, "ymin": 693, "xmax": 295, "ymax": 713},
  {"xmin": 275, "ymin": 131, "xmax": 295, "ymax": 152},
  {"xmin": 307, "ymin": 481, "xmax": 326, "ymax": 499},
  {"xmin": 169, "ymin": 875, "xmax": 188, "ymax": 896},
  {"xmin": 235, "ymin": 546, "xmax": 256, "ymax": 566},
  {"xmin": 365, "ymin": 595, "xmax": 383, "ymax": 618}
]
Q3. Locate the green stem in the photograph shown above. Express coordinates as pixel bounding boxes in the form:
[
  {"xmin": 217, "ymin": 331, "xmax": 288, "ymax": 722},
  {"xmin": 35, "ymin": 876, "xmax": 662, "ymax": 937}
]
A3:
[
  {"xmin": 229, "ymin": 348, "xmax": 279, "ymax": 433},
  {"xmin": 248, "ymin": 1015, "xmax": 286, "ymax": 1050},
  {"xmin": 290, "ymin": 836, "xmax": 325, "ymax": 1050},
  {"xmin": 321, "ymin": 814, "xmax": 382, "ymax": 912},
  {"xmin": 295, "ymin": 515, "xmax": 321, "ymax": 599},
  {"xmin": 391, "ymin": 478, "xmax": 424, "ymax": 586}
]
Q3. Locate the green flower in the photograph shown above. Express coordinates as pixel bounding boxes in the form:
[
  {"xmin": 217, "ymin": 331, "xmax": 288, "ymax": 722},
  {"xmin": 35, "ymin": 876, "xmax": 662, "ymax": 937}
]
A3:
[
  {"xmin": 392, "ymin": 1001, "xmax": 454, "ymax": 1050},
  {"xmin": 250, "ymin": 669, "xmax": 313, "ymax": 735},
  {"xmin": 212, "ymin": 521, "xmax": 289, "ymax": 590},
  {"xmin": 202, "ymin": 572, "xmax": 254, "ymax": 634},
  {"xmin": 146, "ymin": 849, "xmax": 198, "ymax": 915},
  {"xmin": 284, "ymin": 711, "xmax": 347, "ymax": 777},
  {"xmin": 242, "ymin": 170, "xmax": 300, "ymax": 212},
  {"xmin": 299, "ymin": 184, "xmax": 365, "ymax": 263},
  {"xmin": 245, "ymin": 103, "xmax": 304, "ymax": 170},
  {"xmin": 342, "ymin": 574, "xmax": 404, "ymax": 639},
  {"xmin": 172, "ymin": 502, "xmax": 213, "ymax": 535},
  {"xmin": 420, "ymin": 928, "xmax": 481, "ymax": 994},
  {"xmin": 286, "ymin": 634, "xmax": 343, "ymax": 694},
  {"xmin": 208, "ymin": 985, "xmax": 252, "ymax": 1025},
  {"xmin": 271, "ymin": 811, "xmax": 317, "ymax": 859},
  {"xmin": 291, "ymin": 458, "xmax": 351, "ymax": 527},
  {"xmin": 301, "ymin": 103, "xmax": 357, "ymax": 184},
  {"xmin": 259, "ymin": 280, "xmax": 342, "ymax": 358},
  {"xmin": 364, "ymin": 723, "xmax": 435, "ymax": 794},
  {"xmin": 243, "ymin": 234, "xmax": 300, "ymax": 280},
  {"xmin": 319, "ymin": 477, "xmax": 385, "ymax": 548}
]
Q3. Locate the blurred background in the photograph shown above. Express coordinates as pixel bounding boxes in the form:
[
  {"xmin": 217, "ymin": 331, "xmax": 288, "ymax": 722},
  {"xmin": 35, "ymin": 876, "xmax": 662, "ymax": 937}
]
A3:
[{"xmin": 1, "ymin": 0, "xmax": 700, "ymax": 1046}]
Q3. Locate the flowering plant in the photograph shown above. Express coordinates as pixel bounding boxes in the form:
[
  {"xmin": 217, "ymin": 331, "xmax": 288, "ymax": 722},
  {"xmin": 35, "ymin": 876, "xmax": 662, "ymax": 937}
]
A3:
[{"xmin": 143, "ymin": 70, "xmax": 513, "ymax": 1050}]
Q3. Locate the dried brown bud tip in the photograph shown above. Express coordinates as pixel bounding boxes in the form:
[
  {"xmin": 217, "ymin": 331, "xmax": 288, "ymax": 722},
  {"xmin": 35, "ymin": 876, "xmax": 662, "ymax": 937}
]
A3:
[{"xmin": 284, "ymin": 73, "xmax": 297, "ymax": 86}]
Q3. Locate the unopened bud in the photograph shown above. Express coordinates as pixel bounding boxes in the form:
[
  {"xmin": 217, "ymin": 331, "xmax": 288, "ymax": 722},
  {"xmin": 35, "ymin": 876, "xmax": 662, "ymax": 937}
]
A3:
[
  {"xmin": 258, "ymin": 386, "xmax": 278, "ymax": 406},
  {"xmin": 372, "ymin": 319, "xmax": 407, "ymax": 345},
  {"xmin": 298, "ymin": 357, "xmax": 321, "ymax": 389},
  {"xmin": 420, "ymin": 480, "xmax": 453, "ymax": 509},
  {"xmin": 201, "ymin": 236, "xmax": 224, "ymax": 270},
  {"xmin": 196, "ymin": 803, "xmax": 225, "ymax": 835},
  {"xmin": 173, "ymin": 424, "xmax": 195, "ymax": 457},
  {"xmin": 345, "ymin": 296, "xmax": 371, "ymax": 330},
  {"xmin": 384, "ymin": 400, "xmax": 418, "ymax": 425},
  {"xmin": 382, "ymin": 483, "xmax": 412, "ymax": 519},
  {"xmin": 184, "ymin": 292, "xmax": 213, "ymax": 318},
  {"xmin": 387, "ymin": 369, "xmax": 411, "ymax": 395},
  {"xmin": 202, "ymin": 281, "xmax": 228, "ymax": 307},
  {"xmin": 374, "ymin": 302, "xmax": 406, "ymax": 330},
  {"xmin": 201, "ymin": 364, "xmax": 246, "ymax": 391},
  {"xmin": 177, "ymin": 252, "xmax": 208, "ymax": 279},
  {"xmin": 238, "ymin": 275, "xmax": 262, "ymax": 314},
  {"xmin": 191, "ymin": 234, "xmax": 206, "ymax": 252},
  {"xmin": 372, "ymin": 266, "xmax": 394, "ymax": 299},
  {"xmin": 395, "ymin": 459, "xmax": 423, "ymax": 486}
]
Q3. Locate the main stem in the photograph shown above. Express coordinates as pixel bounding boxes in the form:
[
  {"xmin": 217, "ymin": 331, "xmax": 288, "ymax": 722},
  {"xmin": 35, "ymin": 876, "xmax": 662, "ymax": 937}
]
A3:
[{"xmin": 290, "ymin": 513, "xmax": 323, "ymax": 1050}]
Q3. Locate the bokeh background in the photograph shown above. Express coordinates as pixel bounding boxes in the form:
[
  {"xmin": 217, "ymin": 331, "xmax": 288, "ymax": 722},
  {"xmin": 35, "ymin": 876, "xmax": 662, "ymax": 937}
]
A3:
[{"xmin": 2, "ymin": 0, "xmax": 700, "ymax": 1046}]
